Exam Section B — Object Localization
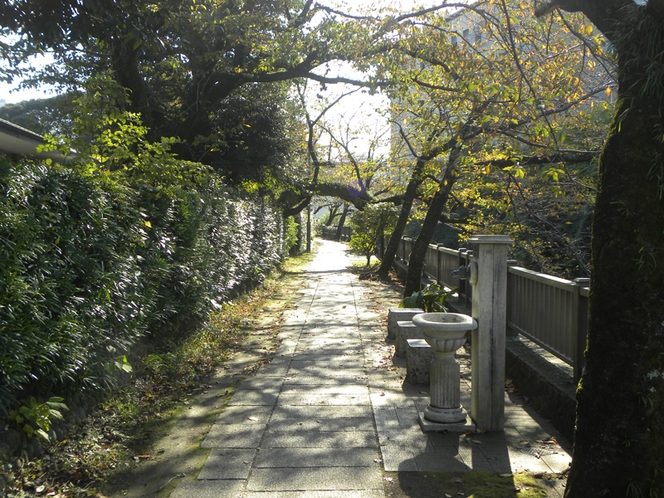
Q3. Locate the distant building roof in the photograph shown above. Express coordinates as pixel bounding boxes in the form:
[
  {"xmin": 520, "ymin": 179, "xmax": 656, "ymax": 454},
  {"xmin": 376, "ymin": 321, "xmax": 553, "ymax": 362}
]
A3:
[{"xmin": 0, "ymin": 117, "xmax": 72, "ymax": 162}]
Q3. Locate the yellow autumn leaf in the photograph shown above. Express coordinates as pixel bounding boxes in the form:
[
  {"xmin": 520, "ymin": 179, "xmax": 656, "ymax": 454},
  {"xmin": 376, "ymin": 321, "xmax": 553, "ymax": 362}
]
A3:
[
  {"xmin": 605, "ymin": 87, "xmax": 612, "ymax": 97},
  {"xmin": 145, "ymin": 220, "xmax": 152, "ymax": 228}
]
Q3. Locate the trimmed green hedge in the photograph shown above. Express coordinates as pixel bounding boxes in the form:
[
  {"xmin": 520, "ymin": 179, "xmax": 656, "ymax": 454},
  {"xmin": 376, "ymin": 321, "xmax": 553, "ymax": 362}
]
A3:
[{"xmin": 0, "ymin": 156, "xmax": 289, "ymax": 414}]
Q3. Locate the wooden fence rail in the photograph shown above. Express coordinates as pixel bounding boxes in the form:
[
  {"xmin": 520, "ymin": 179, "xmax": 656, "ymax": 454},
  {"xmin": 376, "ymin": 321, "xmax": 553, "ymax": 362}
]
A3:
[{"xmin": 378, "ymin": 236, "xmax": 589, "ymax": 381}]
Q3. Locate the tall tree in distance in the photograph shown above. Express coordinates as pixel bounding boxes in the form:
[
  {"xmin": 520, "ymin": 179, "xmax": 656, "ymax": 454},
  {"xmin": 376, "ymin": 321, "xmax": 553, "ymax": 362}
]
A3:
[{"xmin": 532, "ymin": 0, "xmax": 664, "ymax": 495}]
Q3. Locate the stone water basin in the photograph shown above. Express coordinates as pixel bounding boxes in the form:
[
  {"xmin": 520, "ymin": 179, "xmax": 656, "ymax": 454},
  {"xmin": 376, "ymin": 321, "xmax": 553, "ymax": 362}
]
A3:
[{"xmin": 412, "ymin": 312, "xmax": 477, "ymax": 353}]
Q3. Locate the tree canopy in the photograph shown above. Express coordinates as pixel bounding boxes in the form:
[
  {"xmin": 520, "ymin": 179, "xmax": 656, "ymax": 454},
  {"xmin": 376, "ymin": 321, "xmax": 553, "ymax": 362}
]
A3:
[
  {"xmin": 369, "ymin": 0, "xmax": 613, "ymax": 290},
  {"xmin": 0, "ymin": 1, "xmax": 382, "ymax": 188}
]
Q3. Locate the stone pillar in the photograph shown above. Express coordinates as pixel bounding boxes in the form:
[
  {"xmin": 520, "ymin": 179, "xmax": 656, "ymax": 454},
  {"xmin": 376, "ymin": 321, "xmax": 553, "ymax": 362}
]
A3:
[
  {"xmin": 426, "ymin": 348, "xmax": 465, "ymax": 423},
  {"xmin": 469, "ymin": 235, "xmax": 512, "ymax": 431}
]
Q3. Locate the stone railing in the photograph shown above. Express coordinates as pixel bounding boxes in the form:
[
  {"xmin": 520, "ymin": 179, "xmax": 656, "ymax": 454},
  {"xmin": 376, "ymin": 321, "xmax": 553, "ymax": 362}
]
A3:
[{"xmin": 378, "ymin": 235, "xmax": 589, "ymax": 382}]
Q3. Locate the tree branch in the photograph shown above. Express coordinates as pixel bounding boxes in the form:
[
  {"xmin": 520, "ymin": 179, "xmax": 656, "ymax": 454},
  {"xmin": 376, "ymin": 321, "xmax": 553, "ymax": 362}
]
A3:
[
  {"xmin": 283, "ymin": 194, "xmax": 312, "ymax": 218},
  {"xmin": 533, "ymin": 0, "xmax": 635, "ymax": 40},
  {"xmin": 291, "ymin": 0, "xmax": 314, "ymax": 28},
  {"xmin": 479, "ymin": 150, "xmax": 598, "ymax": 167},
  {"xmin": 307, "ymin": 182, "xmax": 374, "ymax": 210},
  {"xmin": 411, "ymin": 77, "xmax": 460, "ymax": 93},
  {"xmin": 319, "ymin": 122, "xmax": 366, "ymax": 191}
]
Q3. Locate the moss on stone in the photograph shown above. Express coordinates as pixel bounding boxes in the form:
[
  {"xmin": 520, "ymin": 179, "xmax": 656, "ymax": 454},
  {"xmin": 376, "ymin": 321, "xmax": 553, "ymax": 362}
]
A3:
[{"xmin": 384, "ymin": 471, "xmax": 558, "ymax": 497}]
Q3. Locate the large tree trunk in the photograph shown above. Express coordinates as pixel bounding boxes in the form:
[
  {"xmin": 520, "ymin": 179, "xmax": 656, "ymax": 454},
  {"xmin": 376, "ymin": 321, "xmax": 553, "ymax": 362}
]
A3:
[
  {"xmin": 403, "ymin": 153, "xmax": 459, "ymax": 297},
  {"xmin": 377, "ymin": 196, "xmax": 414, "ymax": 277},
  {"xmin": 566, "ymin": 75, "xmax": 664, "ymax": 498},
  {"xmin": 558, "ymin": 2, "xmax": 664, "ymax": 495},
  {"xmin": 335, "ymin": 203, "xmax": 350, "ymax": 241},
  {"xmin": 325, "ymin": 204, "xmax": 340, "ymax": 226},
  {"xmin": 378, "ymin": 158, "xmax": 427, "ymax": 279}
]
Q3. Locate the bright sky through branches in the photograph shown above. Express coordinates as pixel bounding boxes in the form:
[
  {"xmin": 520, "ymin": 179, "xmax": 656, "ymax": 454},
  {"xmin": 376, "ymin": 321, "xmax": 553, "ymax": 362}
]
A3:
[
  {"xmin": 306, "ymin": 0, "xmax": 459, "ymax": 159},
  {"xmin": 0, "ymin": 0, "xmax": 452, "ymax": 104}
]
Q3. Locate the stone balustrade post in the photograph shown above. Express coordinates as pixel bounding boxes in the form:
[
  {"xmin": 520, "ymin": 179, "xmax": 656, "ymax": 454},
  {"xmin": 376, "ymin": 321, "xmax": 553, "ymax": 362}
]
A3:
[{"xmin": 468, "ymin": 235, "xmax": 513, "ymax": 431}]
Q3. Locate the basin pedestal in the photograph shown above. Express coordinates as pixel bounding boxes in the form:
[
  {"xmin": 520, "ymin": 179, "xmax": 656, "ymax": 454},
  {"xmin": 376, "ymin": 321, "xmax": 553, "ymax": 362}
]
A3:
[
  {"xmin": 425, "ymin": 344, "xmax": 466, "ymax": 423},
  {"xmin": 412, "ymin": 313, "xmax": 478, "ymax": 430}
]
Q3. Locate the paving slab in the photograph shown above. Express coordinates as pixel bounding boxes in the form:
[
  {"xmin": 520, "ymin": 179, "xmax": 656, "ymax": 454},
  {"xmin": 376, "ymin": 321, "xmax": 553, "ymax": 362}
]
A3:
[
  {"xmin": 201, "ymin": 422, "xmax": 266, "ymax": 449},
  {"xmin": 241, "ymin": 492, "xmax": 385, "ymax": 498},
  {"xmin": 238, "ymin": 377, "xmax": 286, "ymax": 391},
  {"xmin": 170, "ymin": 479, "xmax": 246, "ymax": 498},
  {"xmin": 413, "ymin": 453, "xmax": 470, "ymax": 472},
  {"xmin": 265, "ymin": 417, "xmax": 374, "ymax": 433},
  {"xmin": 214, "ymin": 405, "xmax": 274, "ymax": 425},
  {"xmin": 227, "ymin": 390, "xmax": 279, "ymax": 406},
  {"xmin": 291, "ymin": 351, "xmax": 363, "ymax": 360},
  {"xmin": 283, "ymin": 376, "xmax": 368, "ymax": 387},
  {"xmin": 246, "ymin": 467, "xmax": 383, "ymax": 492},
  {"xmin": 276, "ymin": 393, "xmax": 370, "ymax": 406},
  {"xmin": 288, "ymin": 359, "xmax": 364, "ymax": 369},
  {"xmin": 260, "ymin": 431, "xmax": 377, "ymax": 449},
  {"xmin": 270, "ymin": 405, "xmax": 373, "ymax": 420},
  {"xmin": 286, "ymin": 366, "xmax": 366, "ymax": 378},
  {"xmin": 254, "ymin": 447, "xmax": 381, "ymax": 468},
  {"xmin": 197, "ymin": 449, "xmax": 258, "ymax": 479},
  {"xmin": 280, "ymin": 385, "xmax": 368, "ymax": 395},
  {"xmin": 296, "ymin": 338, "xmax": 362, "ymax": 347},
  {"xmin": 256, "ymin": 361, "xmax": 291, "ymax": 377}
]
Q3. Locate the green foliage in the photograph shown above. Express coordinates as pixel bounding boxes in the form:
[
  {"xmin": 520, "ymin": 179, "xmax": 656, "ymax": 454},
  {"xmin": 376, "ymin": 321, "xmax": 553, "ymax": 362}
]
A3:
[
  {"xmin": 0, "ymin": 110, "xmax": 289, "ymax": 415},
  {"xmin": 104, "ymin": 354, "xmax": 133, "ymax": 376},
  {"xmin": 349, "ymin": 204, "xmax": 398, "ymax": 265},
  {"xmin": 0, "ymin": 156, "xmax": 144, "ymax": 410},
  {"xmin": 400, "ymin": 283, "xmax": 451, "ymax": 312},
  {"xmin": 284, "ymin": 216, "xmax": 301, "ymax": 255},
  {"xmin": 373, "ymin": 0, "xmax": 611, "ymax": 280},
  {"xmin": 142, "ymin": 352, "xmax": 186, "ymax": 379},
  {"xmin": 349, "ymin": 229, "xmax": 377, "ymax": 266},
  {"xmin": 0, "ymin": 94, "xmax": 77, "ymax": 137},
  {"xmin": 455, "ymin": 158, "xmax": 599, "ymax": 278},
  {"xmin": 8, "ymin": 396, "xmax": 68, "ymax": 441},
  {"xmin": 1, "ymin": 0, "xmax": 351, "ymax": 189}
]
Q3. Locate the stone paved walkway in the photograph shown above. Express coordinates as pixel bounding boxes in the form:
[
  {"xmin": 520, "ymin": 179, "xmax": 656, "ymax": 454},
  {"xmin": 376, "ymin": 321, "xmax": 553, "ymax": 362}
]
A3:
[{"xmin": 171, "ymin": 240, "xmax": 571, "ymax": 497}]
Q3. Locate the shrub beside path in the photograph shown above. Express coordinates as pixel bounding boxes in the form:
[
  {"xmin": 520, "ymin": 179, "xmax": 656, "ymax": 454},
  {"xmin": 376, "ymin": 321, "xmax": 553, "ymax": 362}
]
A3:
[{"xmin": 170, "ymin": 240, "xmax": 571, "ymax": 497}]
